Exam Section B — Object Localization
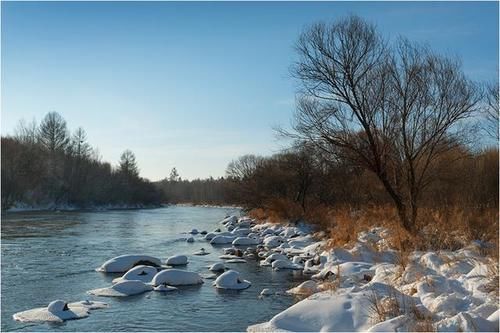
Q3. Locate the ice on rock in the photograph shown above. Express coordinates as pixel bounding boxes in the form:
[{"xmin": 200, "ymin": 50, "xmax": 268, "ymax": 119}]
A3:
[
  {"xmin": 152, "ymin": 269, "xmax": 203, "ymax": 286},
  {"xmin": 166, "ymin": 255, "xmax": 188, "ymax": 266},
  {"xmin": 96, "ymin": 255, "xmax": 161, "ymax": 273},
  {"xmin": 88, "ymin": 280, "xmax": 153, "ymax": 297},
  {"xmin": 214, "ymin": 270, "xmax": 251, "ymax": 290}
]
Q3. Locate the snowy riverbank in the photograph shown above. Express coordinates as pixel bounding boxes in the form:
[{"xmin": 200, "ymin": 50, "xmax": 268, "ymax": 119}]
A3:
[{"xmin": 237, "ymin": 218, "xmax": 499, "ymax": 332}]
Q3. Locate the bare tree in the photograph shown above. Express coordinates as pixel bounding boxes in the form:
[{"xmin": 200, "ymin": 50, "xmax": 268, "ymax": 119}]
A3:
[
  {"xmin": 14, "ymin": 119, "xmax": 39, "ymax": 145},
  {"xmin": 483, "ymin": 81, "xmax": 499, "ymax": 140},
  {"xmin": 290, "ymin": 16, "xmax": 481, "ymax": 232},
  {"xmin": 226, "ymin": 154, "xmax": 264, "ymax": 180}
]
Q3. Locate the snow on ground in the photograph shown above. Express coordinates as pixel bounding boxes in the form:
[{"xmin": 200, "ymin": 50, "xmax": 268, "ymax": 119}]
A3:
[{"xmin": 245, "ymin": 221, "xmax": 499, "ymax": 332}]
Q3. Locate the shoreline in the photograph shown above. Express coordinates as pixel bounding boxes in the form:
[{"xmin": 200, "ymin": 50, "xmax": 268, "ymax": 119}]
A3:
[{"xmin": 3, "ymin": 202, "xmax": 243, "ymax": 214}]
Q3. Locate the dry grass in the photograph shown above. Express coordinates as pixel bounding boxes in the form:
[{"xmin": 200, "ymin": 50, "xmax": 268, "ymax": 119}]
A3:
[
  {"xmin": 368, "ymin": 288, "xmax": 435, "ymax": 331},
  {"xmin": 248, "ymin": 198, "xmax": 304, "ymax": 223},
  {"xmin": 367, "ymin": 289, "xmax": 403, "ymax": 324},
  {"xmin": 249, "ymin": 200, "xmax": 498, "ymax": 257},
  {"xmin": 484, "ymin": 258, "xmax": 499, "ymax": 297}
]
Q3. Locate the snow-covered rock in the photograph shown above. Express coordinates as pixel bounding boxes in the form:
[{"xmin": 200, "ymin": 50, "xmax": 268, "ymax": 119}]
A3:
[
  {"xmin": 286, "ymin": 280, "xmax": 320, "ymax": 295},
  {"xmin": 88, "ymin": 280, "xmax": 153, "ymax": 297},
  {"xmin": 209, "ymin": 263, "xmax": 225, "ymax": 272},
  {"xmin": 260, "ymin": 253, "xmax": 289, "ymax": 266},
  {"xmin": 165, "ymin": 255, "xmax": 188, "ymax": 266},
  {"xmin": 210, "ymin": 235, "xmax": 237, "ymax": 244},
  {"xmin": 263, "ymin": 236, "xmax": 285, "ymax": 248},
  {"xmin": 272, "ymin": 259, "xmax": 303, "ymax": 270},
  {"xmin": 112, "ymin": 265, "xmax": 158, "ymax": 284},
  {"xmin": 193, "ymin": 248, "xmax": 209, "ymax": 255},
  {"xmin": 151, "ymin": 269, "xmax": 203, "ymax": 286},
  {"xmin": 204, "ymin": 232, "xmax": 217, "ymax": 241},
  {"xmin": 189, "ymin": 229, "xmax": 199, "ymax": 235},
  {"xmin": 96, "ymin": 255, "xmax": 161, "ymax": 273},
  {"xmin": 260, "ymin": 288, "xmax": 273, "ymax": 296},
  {"xmin": 13, "ymin": 300, "xmax": 108, "ymax": 323},
  {"xmin": 213, "ymin": 270, "xmax": 251, "ymax": 290},
  {"xmin": 226, "ymin": 258, "xmax": 246, "ymax": 263},
  {"xmin": 186, "ymin": 236, "xmax": 195, "ymax": 243},
  {"xmin": 232, "ymin": 236, "xmax": 260, "ymax": 246},
  {"xmin": 220, "ymin": 215, "xmax": 238, "ymax": 225}
]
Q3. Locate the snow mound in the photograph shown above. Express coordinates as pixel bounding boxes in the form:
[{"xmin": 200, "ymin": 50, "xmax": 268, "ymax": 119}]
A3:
[
  {"xmin": 13, "ymin": 300, "xmax": 108, "ymax": 323},
  {"xmin": 112, "ymin": 265, "xmax": 158, "ymax": 284},
  {"xmin": 165, "ymin": 255, "xmax": 188, "ymax": 266},
  {"xmin": 88, "ymin": 280, "xmax": 153, "ymax": 297},
  {"xmin": 152, "ymin": 269, "xmax": 203, "ymax": 286},
  {"xmin": 249, "ymin": 283, "xmax": 408, "ymax": 332},
  {"xmin": 214, "ymin": 270, "xmax": 251, "ymax": 290},
  {"xmin": 96, "ymin": 255, "xmax": 161, "ymax": 273}
]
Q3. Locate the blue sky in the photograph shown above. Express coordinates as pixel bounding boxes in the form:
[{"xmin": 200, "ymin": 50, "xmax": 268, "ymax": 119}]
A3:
[{"xmin": 2, "ymin": 1, "xmax": 498, "ymax": 181}]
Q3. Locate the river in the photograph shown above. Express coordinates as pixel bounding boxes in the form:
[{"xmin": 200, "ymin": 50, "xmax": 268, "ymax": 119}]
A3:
[{"xmin": 1, "ymin": 206, "xmax": 306, "ymax": 331}]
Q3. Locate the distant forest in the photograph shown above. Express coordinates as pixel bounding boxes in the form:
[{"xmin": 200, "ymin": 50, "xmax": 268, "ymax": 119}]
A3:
[{"xmin": 2, "ymin": 112, "xmax": 162, "ymax": 210}]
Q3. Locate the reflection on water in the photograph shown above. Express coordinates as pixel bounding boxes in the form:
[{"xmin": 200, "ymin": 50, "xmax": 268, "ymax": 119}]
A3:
[{"xmin": 1, "ymin": 206, "xmax": 306, "ymax": 332}]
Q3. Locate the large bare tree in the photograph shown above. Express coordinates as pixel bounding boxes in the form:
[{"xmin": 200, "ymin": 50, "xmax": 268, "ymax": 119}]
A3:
[
  {"xmin": 290, "ymin": 16, "xmax": 481, "ymax": 232},
  {"xmin": 483, "ymin": 81, "xmax": 499, "ymax": 140}
]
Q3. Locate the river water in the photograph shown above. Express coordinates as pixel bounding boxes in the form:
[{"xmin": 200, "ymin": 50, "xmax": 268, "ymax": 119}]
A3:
[{"xmin": 1, "ymin": 206, "xmax": 306, "ymax": 331}]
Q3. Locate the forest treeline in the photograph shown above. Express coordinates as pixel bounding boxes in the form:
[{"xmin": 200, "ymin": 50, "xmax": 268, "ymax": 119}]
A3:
[{"xmin": 1, "ymin": 112, "xmax": 162, "ymax": 210}]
